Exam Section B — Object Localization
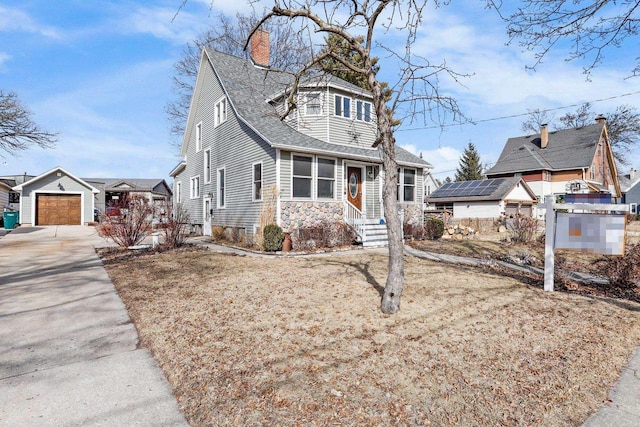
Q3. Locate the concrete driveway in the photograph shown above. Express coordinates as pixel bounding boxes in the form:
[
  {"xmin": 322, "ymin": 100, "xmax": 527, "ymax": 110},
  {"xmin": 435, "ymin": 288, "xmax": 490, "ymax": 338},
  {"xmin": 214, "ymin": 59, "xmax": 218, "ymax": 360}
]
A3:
[{"xmin": 0, "ymin": 226, "xmax": 188, "ymax": 426}]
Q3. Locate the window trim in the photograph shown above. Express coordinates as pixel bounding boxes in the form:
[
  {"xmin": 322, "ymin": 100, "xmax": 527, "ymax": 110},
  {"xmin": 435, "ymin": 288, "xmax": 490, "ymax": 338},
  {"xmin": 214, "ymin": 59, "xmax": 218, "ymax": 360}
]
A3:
[
  {"xmin": 397, "ymin": 167, "xmax": 417, "ymax": 203},
  {"xmin": 204, "ymin": 148, "xmax": 211, "ymax": 184},
  {"xmin": 195, "ymin": 121, "xmax": 202, "ymax": 152},
  {"xmin": 217, "ymin": 167, "xmax": 226, "ymax": 208},
  {"xmin": 334, "ymin": 94, "xmax": 351, "ymax": 118},
  {"xmin": 356, "ymin": 100, "xmax": 372, "ymax": 122},
  {"xmin": 252, "ymin": 162, "xmax": 263, "ymax": 201},
  {"xmin": 291, "ymin": 154, "xmax": 314, "ymax": 199},
  {"xmin": 215, "ymin": 97, "xmax": 227, "ymax": 127},
  {"xmin": 190, "ymin": 176, "xmax": 200, "ymax": 199},
  {"xmin": 316, "ymin": 156, "xmax": 336, "ymax": 200},
  {"xmin": 304, "ymin": 92, "xmax": 322, "ymax": 116},
  {"xmin": 175, "ymin": 181, "xmax": 182, "ymax": 204}
]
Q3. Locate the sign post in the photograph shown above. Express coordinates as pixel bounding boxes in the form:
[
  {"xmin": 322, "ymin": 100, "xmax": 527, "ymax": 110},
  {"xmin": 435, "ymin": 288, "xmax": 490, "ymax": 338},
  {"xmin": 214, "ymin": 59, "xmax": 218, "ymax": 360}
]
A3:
[{"xmin": 543, "ymin": 197, "xmax": 627, "ymax": 292}]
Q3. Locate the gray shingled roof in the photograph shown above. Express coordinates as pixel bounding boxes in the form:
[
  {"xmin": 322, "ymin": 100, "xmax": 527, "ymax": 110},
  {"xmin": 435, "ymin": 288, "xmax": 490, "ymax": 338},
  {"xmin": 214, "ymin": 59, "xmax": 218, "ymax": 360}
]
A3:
[
  {"xmin": 85, "ymin": 178, "xmax": 171, "ymax": 194},
  {"xmin": 205, "ymin": 48, "xmax": 431, "ymax": 169},
  {"xmin": 486, "ymin": 123, "xmax": 605, "ymax": 175},
  {"xmin": 426, "ymin": 177, "xmax": 533, "ymax": 203}
]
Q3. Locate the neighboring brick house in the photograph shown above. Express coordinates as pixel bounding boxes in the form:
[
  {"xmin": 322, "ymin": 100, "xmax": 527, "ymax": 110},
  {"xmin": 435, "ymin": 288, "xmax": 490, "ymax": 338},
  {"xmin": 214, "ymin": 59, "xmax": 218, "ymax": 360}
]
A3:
[
  {"xmin": 486, "ymin": 117, "xmax": 621, "ymax": 218},
  {"xmin": 169, "ymin": 31, "xmax": 431, "ymax": 246}
]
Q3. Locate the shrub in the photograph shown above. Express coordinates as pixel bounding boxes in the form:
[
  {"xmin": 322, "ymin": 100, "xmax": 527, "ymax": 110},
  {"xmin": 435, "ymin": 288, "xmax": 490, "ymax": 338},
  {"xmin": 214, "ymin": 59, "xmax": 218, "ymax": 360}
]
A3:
[
  {"xmin": 403, "ymin": 223, "xmax": 425, "ymax": 240},
  {"xmin": 592, "ymin": 244, "xmax": 640, "ymax": 290},
  {"xmin": 263, "ymin": 223, "xmax": 284, "ymax": 252},
  {"xmin": 97, "ymin": 195, "xmax": 154, "ymax": 248},
  {"xmin": 506, "ymin": 216, "xmax": 539, "ymax": 243},
  {"xmin": 322, "ymin": 221, "xmax": 357, "ymax": 248},
  {"xmin": 424, "ymin": 218, "xmax": 445, "ymax": 240},
  {"xmin": 161, "ymin": 203, "xmax": 190, "ymax": 248},
  {"xmin": 211, "ymin": 226, "xmax": 225, "ymax": 241}
]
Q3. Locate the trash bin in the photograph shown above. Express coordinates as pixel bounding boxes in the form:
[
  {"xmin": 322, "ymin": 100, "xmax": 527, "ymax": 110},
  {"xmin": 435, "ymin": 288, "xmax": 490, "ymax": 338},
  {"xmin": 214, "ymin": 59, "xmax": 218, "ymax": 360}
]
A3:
[{"xmin": 3, "ymin": 211, "xmax": 19, "ymax": 230}]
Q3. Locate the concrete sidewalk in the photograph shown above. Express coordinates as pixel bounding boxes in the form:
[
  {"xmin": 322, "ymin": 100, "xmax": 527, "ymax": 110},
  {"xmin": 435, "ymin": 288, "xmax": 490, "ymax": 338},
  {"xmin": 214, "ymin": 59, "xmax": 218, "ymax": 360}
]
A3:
[{"xmin": 0, "ymin": 226, "xmax": 188, "ymax": 426}]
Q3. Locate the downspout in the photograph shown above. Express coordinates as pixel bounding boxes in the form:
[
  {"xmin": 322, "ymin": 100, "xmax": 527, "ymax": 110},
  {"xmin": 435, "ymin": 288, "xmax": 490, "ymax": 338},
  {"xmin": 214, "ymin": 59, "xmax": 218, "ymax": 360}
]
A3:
[
  {"xmin": 276, "ymin": 148, "xmax": 281, "ymax": 227},
  {"xmin": 326, "ymin": 85, "xmax": 330, "ymax": 143}
]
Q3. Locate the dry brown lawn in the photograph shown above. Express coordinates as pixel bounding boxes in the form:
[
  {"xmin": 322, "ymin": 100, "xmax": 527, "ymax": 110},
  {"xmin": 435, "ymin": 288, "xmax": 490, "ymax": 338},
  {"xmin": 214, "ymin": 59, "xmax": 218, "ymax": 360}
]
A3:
[{"xmin": 100, "ymin": 245, "xmax": 640, "ymax": 426}]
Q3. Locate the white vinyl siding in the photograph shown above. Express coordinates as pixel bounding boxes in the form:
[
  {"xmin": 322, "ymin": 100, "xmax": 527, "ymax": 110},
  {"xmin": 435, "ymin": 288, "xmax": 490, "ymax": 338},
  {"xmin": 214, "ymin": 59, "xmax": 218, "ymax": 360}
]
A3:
[
  {"xmin": 204, "ymin": 148, "xmax": 211, "ymax": 184},
  {"xmin": 190, "ymin": 176, "xmax": 200, "ymax": 199}
]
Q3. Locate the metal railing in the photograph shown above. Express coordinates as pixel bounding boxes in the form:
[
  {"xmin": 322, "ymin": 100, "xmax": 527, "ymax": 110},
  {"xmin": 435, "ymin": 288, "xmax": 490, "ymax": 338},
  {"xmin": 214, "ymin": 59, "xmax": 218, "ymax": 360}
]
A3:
[{"xmin": 344, "ymin": 200, "xmax": 365, "ymax": 241}]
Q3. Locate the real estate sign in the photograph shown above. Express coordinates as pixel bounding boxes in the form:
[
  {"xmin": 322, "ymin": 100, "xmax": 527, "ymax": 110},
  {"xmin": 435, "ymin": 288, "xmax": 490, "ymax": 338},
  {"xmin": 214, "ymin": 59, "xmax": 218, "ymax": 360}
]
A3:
[{"xmin": 555, "ymin": 212, "xmax": 626, "ymax": 255}]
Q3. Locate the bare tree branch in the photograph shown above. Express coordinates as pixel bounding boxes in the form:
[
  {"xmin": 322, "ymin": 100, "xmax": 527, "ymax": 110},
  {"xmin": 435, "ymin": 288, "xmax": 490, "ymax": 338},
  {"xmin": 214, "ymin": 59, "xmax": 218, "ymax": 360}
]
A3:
[{"xmin": 0, "ymin": 91, "xmax": 57, "ymax": 157}]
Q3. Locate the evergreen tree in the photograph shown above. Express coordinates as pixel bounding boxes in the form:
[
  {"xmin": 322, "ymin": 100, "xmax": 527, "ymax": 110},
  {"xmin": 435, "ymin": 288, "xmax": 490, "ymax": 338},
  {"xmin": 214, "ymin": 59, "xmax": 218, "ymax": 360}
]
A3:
[{"xmin": 455, "ymin": 142, "xmax": 484, "ymax": 181}]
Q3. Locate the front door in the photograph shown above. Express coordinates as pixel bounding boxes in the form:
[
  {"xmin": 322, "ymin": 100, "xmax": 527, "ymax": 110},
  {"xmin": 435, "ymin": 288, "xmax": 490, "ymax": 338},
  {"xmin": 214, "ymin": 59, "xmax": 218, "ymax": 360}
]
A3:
[
  {"xmin": 203, "ymin": 197, "xmax": 212, "ymax": 236},
  {"xmin": 347, "ymin": 167, "xmax": 363, "ymax": 211}
]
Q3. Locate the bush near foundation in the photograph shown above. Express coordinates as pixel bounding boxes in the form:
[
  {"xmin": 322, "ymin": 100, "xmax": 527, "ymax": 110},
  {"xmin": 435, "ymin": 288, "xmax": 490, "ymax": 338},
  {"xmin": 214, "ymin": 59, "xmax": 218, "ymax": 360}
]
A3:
[
  {"xmin": 97, "ymin": 195, "xmax": 154, "ymax": 248},
  {"xmin": 263, "ymin": 224, "xmax": 284, "ymax": 252},
  {"xmin": 424, "ymin": 218, "xmax": 445, "ymax": 240}
]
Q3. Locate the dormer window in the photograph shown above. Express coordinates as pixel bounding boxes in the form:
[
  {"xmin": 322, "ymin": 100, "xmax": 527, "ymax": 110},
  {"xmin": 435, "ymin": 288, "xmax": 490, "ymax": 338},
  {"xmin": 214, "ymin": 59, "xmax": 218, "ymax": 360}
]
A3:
[
  {"xmin": 356, "ymin": 100, "xmax": 371, "ymax": 122},
  {"xmin": 215, "ymin": 97, "xmax": 227, "ymax": 127},
  {"xmin": 305, "ymin": 92, "xmax": 322, "ymax": 115},
  {"xmin": 334, "ymin": 95, "xmax": 351, "ymax": 118}
]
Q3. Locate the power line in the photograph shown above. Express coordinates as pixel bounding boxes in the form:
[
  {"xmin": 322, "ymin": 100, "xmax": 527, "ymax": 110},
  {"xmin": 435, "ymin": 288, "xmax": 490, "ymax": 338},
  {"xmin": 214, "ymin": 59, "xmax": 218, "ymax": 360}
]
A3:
[{"xmin": 396, "ymin": 90, "xmax": 640, "ymax": 132}]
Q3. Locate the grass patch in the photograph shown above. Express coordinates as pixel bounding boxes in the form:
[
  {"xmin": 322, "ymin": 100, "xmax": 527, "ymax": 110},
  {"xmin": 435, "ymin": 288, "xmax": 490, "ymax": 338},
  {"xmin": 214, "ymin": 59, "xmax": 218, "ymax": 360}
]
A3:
[{"xmin": 102, "ymin": 248, "xmax": 640, "ymax": 426}]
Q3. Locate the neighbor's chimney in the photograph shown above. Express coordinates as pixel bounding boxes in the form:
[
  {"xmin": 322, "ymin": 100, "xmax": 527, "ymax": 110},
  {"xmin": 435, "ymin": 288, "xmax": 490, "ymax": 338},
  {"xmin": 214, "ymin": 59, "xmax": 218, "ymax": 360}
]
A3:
[
  {"xmin": 250, "ymin": 29, "xmax": 270, "ymax": 67},
  {"xmin": 595, "ymin": 114, "xmax": 607, "ymax": 124},
  {"xmin": 540, "ymin": 123, "xmax": 549, "ymax": 149},
  {"xmin": 631, "ymin": 168, "xmax": 636, "ymax": 180}
]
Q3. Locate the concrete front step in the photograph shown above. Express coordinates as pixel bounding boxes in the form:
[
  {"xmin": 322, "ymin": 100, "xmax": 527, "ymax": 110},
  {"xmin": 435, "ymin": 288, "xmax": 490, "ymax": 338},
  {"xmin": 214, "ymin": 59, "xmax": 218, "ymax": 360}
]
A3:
[{"xmin": 361, "ymin": 221, "xmax": 389, "ymax": 247}]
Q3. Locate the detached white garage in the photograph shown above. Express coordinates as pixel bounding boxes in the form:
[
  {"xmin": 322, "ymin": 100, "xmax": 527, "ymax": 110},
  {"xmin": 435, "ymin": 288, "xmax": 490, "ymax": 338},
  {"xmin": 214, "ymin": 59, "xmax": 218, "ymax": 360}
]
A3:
[
  {"xmin": 13, "ymin": 167, "xmax": 100, "ymax": 226},
  {"xmin": 425, "ymin": 177, "xmax": 538, "ymax": 219}
]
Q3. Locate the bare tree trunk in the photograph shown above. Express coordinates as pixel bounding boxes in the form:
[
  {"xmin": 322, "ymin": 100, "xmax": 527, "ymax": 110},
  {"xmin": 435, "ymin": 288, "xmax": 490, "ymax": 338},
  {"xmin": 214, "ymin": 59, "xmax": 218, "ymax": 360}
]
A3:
[{"xmin": 368, "ymin": 74, "xmax": 404, "ymax": 314}]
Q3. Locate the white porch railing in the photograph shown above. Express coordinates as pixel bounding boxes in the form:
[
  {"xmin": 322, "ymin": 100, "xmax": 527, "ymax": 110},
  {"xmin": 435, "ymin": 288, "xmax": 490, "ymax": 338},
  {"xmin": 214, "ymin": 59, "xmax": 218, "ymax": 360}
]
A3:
[{"xmin": 344, "ymin": 200, "xmax": 365, "ymax": 241}]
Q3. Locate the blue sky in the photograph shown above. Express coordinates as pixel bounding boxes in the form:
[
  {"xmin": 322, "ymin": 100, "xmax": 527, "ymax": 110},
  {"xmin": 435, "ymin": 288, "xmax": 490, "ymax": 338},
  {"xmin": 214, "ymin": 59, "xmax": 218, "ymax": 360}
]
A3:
[{"xmin": 1, "ymin": 0, "xmax": 639, "ymax": 182}]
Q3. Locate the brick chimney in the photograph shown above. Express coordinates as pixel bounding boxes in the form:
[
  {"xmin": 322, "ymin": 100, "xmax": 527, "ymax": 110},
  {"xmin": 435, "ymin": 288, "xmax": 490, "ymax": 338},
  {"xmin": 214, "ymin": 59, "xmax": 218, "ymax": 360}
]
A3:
[
  {"xmin": 250, "ymin": 29, "xmax": 270, "ymax": 67},
  {"xmin": 540, "ymin": 124, "xmax": 549, "ymax": 149},
  {"xmin": 595, "ymin": 114, "xmax": 607, "ymax": 124}
]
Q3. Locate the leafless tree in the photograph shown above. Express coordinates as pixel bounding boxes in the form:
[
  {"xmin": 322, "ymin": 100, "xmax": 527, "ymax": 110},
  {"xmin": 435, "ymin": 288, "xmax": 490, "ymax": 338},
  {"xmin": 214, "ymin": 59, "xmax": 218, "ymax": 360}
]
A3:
[
  {"xmin": 0, "ymin": 91, "xmax": 57, "ymax": 157},
  {"xmin": 491, "ymin": 0, "xmax": 640, "ymax": 76},
  {"xmin": 521, "ymin": 108, "xmax": 554, "ymax": 134},
  {"xmin": 166, "ymin": 11, "xmax": 312, "ymax": 144},
  {"xmin": 247, "ymin": 0, "xmax": 468, "ymax": 314}
]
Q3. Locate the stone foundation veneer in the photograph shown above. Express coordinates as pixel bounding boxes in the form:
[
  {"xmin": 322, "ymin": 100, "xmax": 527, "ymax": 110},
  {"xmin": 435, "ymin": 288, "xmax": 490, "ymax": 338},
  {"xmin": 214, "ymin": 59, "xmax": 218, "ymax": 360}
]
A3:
[
  {"xmin": 280, "ymin": 201, "xmax": 344, "ymax": 232},
  {"xmin": 399, "ymin": 203, "xmax": 424, "ymax": 226}
]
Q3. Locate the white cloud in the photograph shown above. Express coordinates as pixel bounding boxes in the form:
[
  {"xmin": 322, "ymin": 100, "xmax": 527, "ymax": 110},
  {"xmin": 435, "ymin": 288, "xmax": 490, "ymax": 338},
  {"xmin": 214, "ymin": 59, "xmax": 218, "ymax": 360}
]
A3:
[{"xmin": 0, "ymin": 5, "xmax": 63, "ymax": 39}]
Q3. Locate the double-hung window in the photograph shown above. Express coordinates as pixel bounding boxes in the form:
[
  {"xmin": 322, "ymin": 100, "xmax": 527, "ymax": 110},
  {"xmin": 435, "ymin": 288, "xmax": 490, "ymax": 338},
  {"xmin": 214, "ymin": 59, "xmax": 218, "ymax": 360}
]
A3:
[
  {"xmin": 253, "ymin": 163, "xmax": 262, "ymax": 201},
  {"xmin": 292, "ymin": 155, "xmax": 313, "ymax": 198},
  {"xmin": 397, "ymin": 168, "xmax": 416, "ymax": 202},
  {"xmin": 334, "ymin": 95, "xmax": 351, "ymax": 118},
  {"xmin": 317, "ymin": 158, "xmax": 335, "ymax": 199},
  {"xmin": 305, "ymin": 92, "xmax": 321, "ymax": 115},
  {"xmin": 190, "ymin": 176, "xmax": 200, "ymax": 199},
  {"xmin": 403, "ymin": 168, "xmax": 416, "ymax": 202},
  {"xmin": 176, "ymin": 182, "xmax": 182, "ymax": 203},
  {"xmin": 356, "ymin": 100, "xmax": 371, "ymax": 122},
  {"xmin": 204, "ymin": 148, "xmax": 211, "ymax": 184},
  {"xmin": 215, "ymin": 98, "xmax": 227, "ymax": 127},
  {"xmin": 217, "ymin": 168, "xmax": 226, "ymax": 208},
  {"xmin": 631, "ymin": 203, "xmax": 637, "ymax": 214},
  {"xmin": 195, "ymin": 122, "xmax": 202, "ymax": 152}
]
